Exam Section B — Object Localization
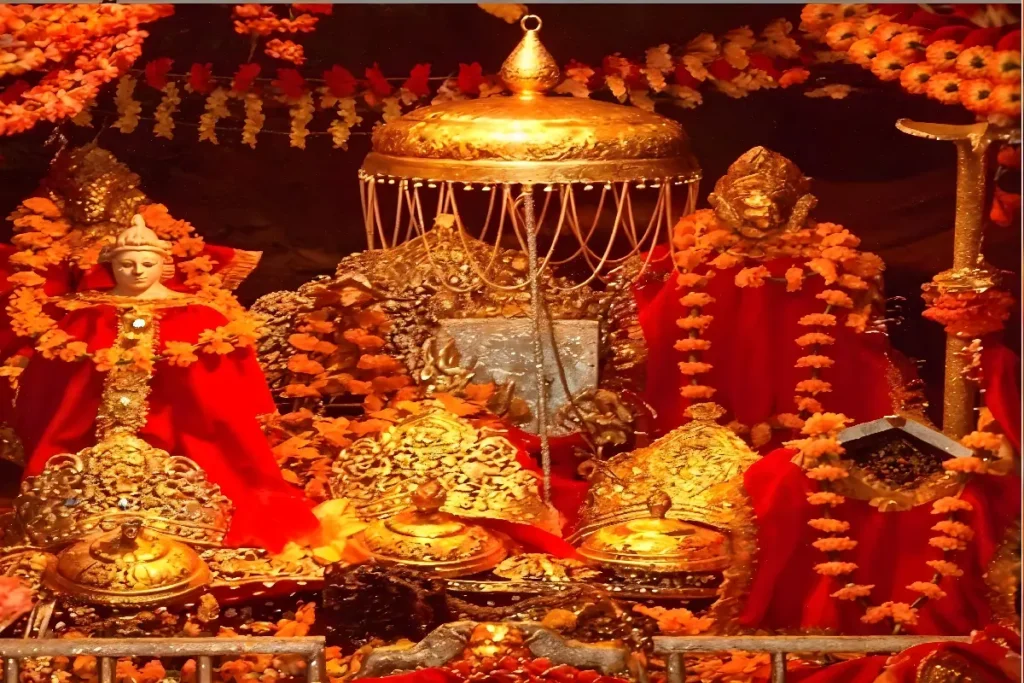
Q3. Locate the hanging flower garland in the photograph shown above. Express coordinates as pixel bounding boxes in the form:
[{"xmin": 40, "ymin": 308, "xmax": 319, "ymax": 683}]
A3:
[
  {"xmin": 3, "ymin": 198, "xmax": 262, "ymax": 384},
  {"xmin": 0, "ymin": 4, "xmax": 173, "ymax": 136},
  {"xmin": 232, "ymin": 4, "xmax": 330, "ymax": 67},
  {"xmin": 802, "ymin": 3, "xmax": 1020, "ymax": 125},
  {"xmin": 787, "ymin": 412, "xmax": 1010, "ymax": 632}
]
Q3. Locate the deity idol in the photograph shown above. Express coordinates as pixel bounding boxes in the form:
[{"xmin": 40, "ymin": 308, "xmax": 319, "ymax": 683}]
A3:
[
  {"xmin": 635, "ymin": 146, "xmax": 924, "ymax": 442},
  {"xmin": 12, "ymin": 217, "xmax": 319, "ymax": 552}
]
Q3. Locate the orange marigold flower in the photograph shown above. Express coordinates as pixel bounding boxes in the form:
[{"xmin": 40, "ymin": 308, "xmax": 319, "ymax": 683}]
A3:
[
  {"xmin": 942, "ymin": 456, "xmax": 987, "ymax": 474},
  {"xmin": 839, "ymin": 274, "xmax": 869, "ymax": 290},
  {"xmin": 812, "ymin": 536, "xmax": 858, "ymax": 552},
  {"xmin": 129, "ymin": 346, "xmax": 155, "ymax": 374},
  {"xmin": 801, "ymin": 4, "xmax": 838, "ymax": 29},
  {"xmin": 821, "ymin": 245, "xmax": 858, "ymax": 262},
  {"xmin": 846, "ymin": 311, "xmax": 870, "ymax": 333},
  {"xmin": 900, "ymin": 62, "xmax": 934, "ymax": 95},
  {"xmin": 677, "ymin": 315, "xmax": 714, "ymax": 331},
  {"xmin": 861, "ymin": 604, "xmax": 893, "ymax": 624},
  {"xmin": 814, "ymin": 561, "xmax": 858, "ymax": 577},
  {"xmin": 925, "ymin": 560, "xmax": 963, "ymax": 577},
  {"xmin": 677, "ymin": 272, "xmax": 710, "ymax": 288},
  {"xmin": 889, "ymin": 31, "xmax": 925, "ymax": 58},
  {"xmin": 698, "ymin": 229, "xmax": 736, "ymax": 250},
  {"xmin": 871, "ymin": 50, "xmax": 911, "ymax": 81},
  {"xmin": 6, "ymin": 271, "xmax": 47, "ymax": 287},
  {"xmin": 288, "ymin": 333, "xmax": 321, "ymax": 352},
  {"xmin": 926, "ymin": 72, "xmax": 962, "ymax": 104},
  {"xmin": 825, "ymin": 21, "xmax": 862, "ymax": 51},
  {"xmin": 806, "ymin": 258, "xmax": 839, "ymax": 284},
  {"xmin": 681, "ymin": 384, "xmax": 717, "ymax": 400},
  {"xmin": 674, "ymin": 338, "xmax": 712, "ymax": 352},
  {"xmin": 785, "ymin": 267, "xmax": 805, "ymax": 292},
  {"xmin": 873, "ymin": 22, "xmax": 907, "ymax": 43},
  {"xmin": 991, "ymin": 83, "xmax": 1021, "ymax": 117},
  {"xmin": 831, "ymin": 584, "xmax": 874, "ymax": 600},
  {"xmin": 21, "ymin": 197, "xmax": 61, "ymax": 218},
  {"xmin": 803, "ymin": 412, "xmax": 851, "ymax": 436},
  {"xmin": 779, "ymin": 67, "xmax": 811, "ymax": 88},
  {"xmin": 58, "ymin": 341, "xmax": 89, "ymax": 362},
  {"xmin": 674, "ymin": 248, "xmax": 708, "ymax": 271},
  {"xmin": 990, "ymin": 50, "xmax": 1021, "ymax": 84},
  {"xmin": 678, "ymin": 361, "xmax": 713, "ymax": 375},
  {"xmin": 890, "ymin": 602, "xmax": 919, "ymax": 626},
  {"xmin": 796, "ymin": 332, "xmax": 836, "ymax": 347},
  {"xmin": 926, "ymin": 40, "xmax": 962, "ymax": 70},
  {"xmin": 751, "ymin": 422, "xmax": 773, "ymax": 448},
  {"xmin": 796, "ymin": 354, "xmax": 836, "ymax": 369},
  {"xmin": 198, "ymin": 328, "xmax": 234, "ymax": 355},
  {"xmin": 907, "ymin": 581, "xmax": 946, "ymax": 600},
  {"xmin": 848, "ymin": 38, "xmax": 882, "ymax": 67},
  {"xmin": 735, "ymin": 266, "xmax": 770, "ymax": 288},
  {"xmin": 956, "ymin": 46, "xmax": 993, "ymax": 79},
  {"xmin": 93, "ymin": 347, "xmax": 124, "ymax": 373},
  {"xmin": 776, "ymin": 413, "xmax": 805, "ymax": 430},
  {"xmin": 36, "ymin": 328, "xmax": 71, "ymax": 358},
  {"xmin": 809, "ymin": 518, "xmax": 850, "ymax": 533},
  {"xmin": 932, "ymin": 520, "xmax": 974, "ymax": 541},
  {"xmin": 929, "ymin": 536, "xmax": 967, "ymax": 552},
  {"xmin": 795, "ymin": 378, "xmax": 833, "ymax": 395},
  {"xmin": 679, "ymin": 292, "xmax": 715, "ymax": 307},
  {"xmin": 710, "ymin": 252, "xmax": 743, "ymax": 270},
  {"xmin": 164, "ymin": 341, "xmax": 199, "ymax": 367},
  {"xmin": 932, "ymin": 497, "xmax": 973, "ymax": 515},
  {"xmin": 787, "ymin": 436, "xmax": 845, "ymax": 458},
  {"xmin": 961, "ymin": 431, "xmax": 1003, "ymax": 452},
  {"xmin": 799, "ymin": 313, "xmax": 838, "ymax": 327},
  {"xmin": 283, "ymin": 383, "xmax": 322, "ymax": 398},
  {"xmin": 807, "ymin": 465, "xmax": 850, "ymax": 481},
  {"xmin": 960, "ymin": 79, "xmax": 995, "ymax": 114},
  {"xmin": 796, "ymin": 396, "xmax": 825, "ymax": 413},
  {"xmin": 288, "ymin": 354, "xmax": 326, "ymax": 376},
  {"xmin": 807, "ymin": 491, "xmax": 846, "ymax": 507}
]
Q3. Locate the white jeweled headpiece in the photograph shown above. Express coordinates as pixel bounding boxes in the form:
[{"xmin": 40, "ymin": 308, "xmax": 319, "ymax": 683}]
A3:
[{"xmin": 100, "ymin": 214, "xmax": 172, "ymax": 262}]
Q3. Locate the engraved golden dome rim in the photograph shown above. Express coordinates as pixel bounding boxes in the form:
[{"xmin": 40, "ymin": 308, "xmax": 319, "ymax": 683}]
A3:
[{"xmin": 361, "ymin": 154, "xmax": 701, "ymax": 186}]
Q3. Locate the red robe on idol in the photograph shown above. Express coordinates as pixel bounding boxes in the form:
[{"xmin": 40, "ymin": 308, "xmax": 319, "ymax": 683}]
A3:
[{"xmin": 11, "ymin": 248, "xmax": 320, "ymax": 553}]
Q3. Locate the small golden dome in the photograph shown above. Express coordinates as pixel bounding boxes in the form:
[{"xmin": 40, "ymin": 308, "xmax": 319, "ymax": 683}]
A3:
[
  {"xmin": 349, "ymin": 481, "xmax": 508, "ymax": 578},
  {"xmin": 362, "ymin": 16, "xmax": 699, "ymax": 186},
  {"xmin": 43, "ymin": 519, "xmax": 210, "ymax": 607}
]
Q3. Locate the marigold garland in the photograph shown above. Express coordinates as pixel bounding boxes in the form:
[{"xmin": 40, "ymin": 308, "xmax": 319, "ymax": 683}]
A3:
[
  {"xmin": 241, "ymin": 92, "xmax": 265, "ymax": 148},
  {"xmin": 113, "ymin": 75, "xmax": 142, "ymax": 133},
  {"xmin": 198, "ymin": 87, "xmax": 231, "ymax": 144},
  {"xmin": 153, "ymin": 81, "xmax": 181, "ymax": 139}
]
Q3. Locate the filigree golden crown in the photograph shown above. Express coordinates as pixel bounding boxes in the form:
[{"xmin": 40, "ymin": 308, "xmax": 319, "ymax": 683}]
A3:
[
  {"xmin": 11, "ymin": 434, "xmax": 232, "ymax": 550},
  {"xmin": 332, "ymin": 408, "xmax": 560, "ymax": 535},
  {"xmin": 570, "ymin": 404, "xmax": 759, "ymax": 541}
]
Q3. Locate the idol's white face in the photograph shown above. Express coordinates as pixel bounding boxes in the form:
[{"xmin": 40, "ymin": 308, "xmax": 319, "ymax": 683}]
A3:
[{"xmin": 112, "ymin": 249, "xmax": 164, "ymax": 295}]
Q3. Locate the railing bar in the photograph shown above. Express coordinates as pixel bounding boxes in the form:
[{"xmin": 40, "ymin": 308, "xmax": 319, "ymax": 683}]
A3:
[
  {"xmin": 5, "ymin": 658, "xmax": 18, "ymax": 683},
  {"xmin": 307, "ymin": 645, "xmax": 326, "ymax": 683},
  {"xmin": 0, "ymin": 636, "xmax": 325, "ymax": 658},
  {"xmin": 653, "ymin": 635, "xmax": 971, "ymax": 655},
  {"xmin": 198, "ymin": 656, "xmax": 213, "ymax": 683},
  {"xmin": 665, "ymin": 652, "xmax": 685, "ymax": 683},
  {"xmin": 770, "ymin": 652, "xmax": 786, "ymax": 683},
  {"xmin": 100, "ymin": 657, "xmax": 114, "ymax": 683}
]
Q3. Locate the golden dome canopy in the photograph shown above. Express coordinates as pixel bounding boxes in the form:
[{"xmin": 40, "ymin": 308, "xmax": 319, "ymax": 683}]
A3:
[
  {"xmin": 361, "ymin": 16, "xmax": 700, "ymax": 186},
  {"xmin": 43, "ymin": 519, "xmax": 211, "ymax": 607},
  {"xmin": 350, "ymin": 481, "xmax": 508, "ymax": 578}
]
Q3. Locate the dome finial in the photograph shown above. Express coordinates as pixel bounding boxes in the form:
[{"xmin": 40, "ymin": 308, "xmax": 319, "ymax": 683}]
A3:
[{"xmin": 499, "ymin": 15, "xmax": 560, "ymax": 97}]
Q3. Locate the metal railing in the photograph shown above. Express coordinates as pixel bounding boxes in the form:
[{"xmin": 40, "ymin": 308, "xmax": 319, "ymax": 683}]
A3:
[
  {"xmin": 0, "ymin": 637, "xmax": 327, "ymax": 683},
  {"xmin": 653, "ymin": 635, "xmax": 972, "ymax": 683}
]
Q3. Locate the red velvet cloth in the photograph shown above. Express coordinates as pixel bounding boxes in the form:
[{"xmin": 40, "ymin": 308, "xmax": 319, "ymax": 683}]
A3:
[
  {"xmin": 740, "ymin": 448, "xmax": 1022, "ymax": 635},
  {"xmin": 634, "ymin": 248, "xmax": 902, "ymax": 436},
  {"xmin": 14, "ymin": 303, "xmax": 319, "ymax": 552},
  {"xmin": 981, "ymin": 340, "xmax": 1021, "ymax": 449},
  {"xmin": 503, "ymin": 425, "xmax": 591, "ymax": 533}
]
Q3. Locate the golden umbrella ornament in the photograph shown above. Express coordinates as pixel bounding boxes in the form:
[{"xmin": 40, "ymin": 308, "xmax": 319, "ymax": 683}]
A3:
[{"xmin": 359, "ymin": 15, "xmax": 701, "ymax": 498}]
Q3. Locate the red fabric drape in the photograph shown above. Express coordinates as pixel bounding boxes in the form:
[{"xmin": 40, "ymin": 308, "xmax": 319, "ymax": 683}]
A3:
[
  {"xmin": 980, "ymin": 340, "xmax": 1021, "ymax": 449},
  {"xmin": 634, "ymin": 249, "xmax": 901, "ymax": 436},
  {"xmin": 15, "ymin": 303, "xmax": 318, "ymax": 552},
  {"xmin": 740, "ymin": 448, "xmax": 1021, "ymax": 635}
]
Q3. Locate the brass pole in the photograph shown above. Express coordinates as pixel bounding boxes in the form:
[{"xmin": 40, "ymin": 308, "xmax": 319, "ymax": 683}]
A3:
[
  {"xmin": 896, "ymin": 120, "xmax": 1019, "ymax": 439},
  {"xmin": 522, "ymin": 188, "xmax": 552, "ymax": 502}
]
